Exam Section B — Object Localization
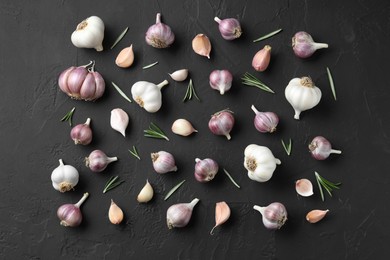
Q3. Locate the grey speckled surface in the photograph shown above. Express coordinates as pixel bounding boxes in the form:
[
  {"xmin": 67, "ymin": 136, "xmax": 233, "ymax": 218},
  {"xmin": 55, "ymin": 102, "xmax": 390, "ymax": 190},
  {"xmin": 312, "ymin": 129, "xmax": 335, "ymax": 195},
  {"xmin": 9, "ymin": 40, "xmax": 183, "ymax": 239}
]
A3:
[{"xmin": 1, "ymin": 0, "xmax": 390, "ymax": 259}]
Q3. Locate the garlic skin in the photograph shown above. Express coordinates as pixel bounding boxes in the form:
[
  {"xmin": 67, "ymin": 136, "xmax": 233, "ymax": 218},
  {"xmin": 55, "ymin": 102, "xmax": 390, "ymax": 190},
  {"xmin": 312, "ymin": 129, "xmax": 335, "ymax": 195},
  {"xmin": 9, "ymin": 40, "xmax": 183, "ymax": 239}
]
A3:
[
  {"xmin": 131, "ymin": 80, "xmax": 169, "ymax": 113},
  {"xmin": 70, "ymin": 118, "xmax": 93, "ymax": 145},
  {"xmin": 108, "ymin": 200, "xmax": 124, "ymax": 225},
  {"xmin": 57, "ymin": 192, "xmax": 89, "ymax": 227},
  {"xmin": 292, "ymin": 31, "xmax": 328, "ymax": 58},
  {"xmin": 115, "ymin": 44, "xmax": 134, "ymax": 68},
  {"xmin": 244, "ymin": 144, "xmax": 281, "ymax": 182},
  {"xmin": 192, "ymin": 34, "xmax": 212, "ymax": 59},
  {"xmin": 51, "ymin": 159, "xmax": 79, "ymax": 192},
  {"xmin": 253, "ymin": 202, "xmax": 287, "ymax": 230},
  {"xmin": 209, "ymin": 70, "xmax": 233, "ymax": 95},
  {"xmin": 285, "ymin": 77, "xmax": 322, "ymax": 120},
  {"xmin": 208, "ymin": 110, "xmax": 235, "ymax": 140},
  {"xmin": 151, "ymin": 151, "xmax": 178, "ymax": 174},
  {"xmin": 168, "ymin": 69, "xmax": 189, "ymax": 82},
  {"xmin": 171, "ymin": 119, "xmax": 197, "ymax": 136},
  {"xmin": 194, "ymin": 158, "xmax": 219, "ymax": 182},
  {"xmin": 214, "ymin": 17, "xmax": 242, "ymax": 40},
  {"xmin": 145, "ymin": 13, "xmax": 175, "ymax": 48},
  {"xmin": 85, "ymin": 150, "xmax": 118, "ymax": 172},
  {"xmin": 71, "ymin": 16, "xmax": 104, "ymax": 51},
  {"xmin": 309, "ymin": 136, "xmax": 342, "ymax": 160},
  {"xmin": 306, "ymin": 209, "xmax": 329, "ymax": 223},
  {"xmin": 167, "ymin": 198, "xmax": 200, "ymax": 229},
  {"xmin": 251, "ymin": 105, "xmax": 279, "ymax": 133},
  {"xmin": 295, "ymin": 179, "xmax": 314, "ymax": 197},
  {"xmin": 252, "ymin": 45, "xmax": 272, "ymax": 72},
  {"xmin": 110, "ymin": 108, "xmax": 129, "ymax": 137},
  {"xmin": 137, "ymin": 180, "xmax": 154, "ymax": 203}
]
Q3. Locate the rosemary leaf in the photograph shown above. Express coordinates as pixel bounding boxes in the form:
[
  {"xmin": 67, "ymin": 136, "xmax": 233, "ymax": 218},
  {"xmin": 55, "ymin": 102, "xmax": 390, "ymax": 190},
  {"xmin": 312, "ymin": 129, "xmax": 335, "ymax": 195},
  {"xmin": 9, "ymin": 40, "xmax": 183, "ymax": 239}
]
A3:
[
  {"xmin": 104, "ymin": 180, "xmax": 125, "ymax": 193},
  {"xmin": 223, "ymin": 168, "xmax": 241, "ymax": 189},
  {"xmin": 281, "ymin": 138, "xmax": 292, "ymax": 156},
  {"xmin": 315, "ymin": 172, "xmax": 341, "ymax": 201},
  {"xmin": 60, "ymin": 107, "xmax": 75, "ymax": 126},
  {"xmin": 242, "ymin": 72, "xmax": 275, "ymax": 94},
  {"xmin": 142, "ymin": 61, "xmax": 158, "ymax": 69},
  {"xmin": 315, "ymin": 173, "xmax": 325, "ymax": 201},
  {"xmin": 164, "ymin": 180, "xmax": 186, "ymax": 201},
  {"xmin": 111, "ymin": 82, "xmax": 132, "ymax": 103},
  {"xmin": 143, "ymin": 122, "xmax": 169, "ymax": 141},
  {"xmin": 103, "ymin": 176, "xmax": 125, "ymax": 193},
  {"xmin": 183, "ymin": 79, "xmax": 201, "ymax": 102},
  {"xmin": 326, "ymin": 67, "xmax": 337, "ymax": 101},
  {"xmin": 253, "ymin": 28, "xmax": 283, "ymax": 43},
  {"xmin": 110, "ymin": 26, "xmax": 129, "ymax": 49},
  {"xmin": 128, "ymin": 145, "xmax": 140, "ymax": 160}
]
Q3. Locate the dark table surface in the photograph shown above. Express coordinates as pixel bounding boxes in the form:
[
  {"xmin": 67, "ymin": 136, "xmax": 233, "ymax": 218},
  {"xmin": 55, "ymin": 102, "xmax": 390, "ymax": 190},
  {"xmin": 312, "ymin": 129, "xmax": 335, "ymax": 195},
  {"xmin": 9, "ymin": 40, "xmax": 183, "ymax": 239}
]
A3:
[{"xmin": 1, "ymin": 0, "xmax": 389, "ymax": 259}]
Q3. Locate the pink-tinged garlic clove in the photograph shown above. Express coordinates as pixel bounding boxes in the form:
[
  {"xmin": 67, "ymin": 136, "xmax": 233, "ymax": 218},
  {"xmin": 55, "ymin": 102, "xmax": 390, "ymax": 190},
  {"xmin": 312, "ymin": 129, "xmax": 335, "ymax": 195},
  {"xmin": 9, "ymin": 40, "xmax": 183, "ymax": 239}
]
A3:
[
  {"xmin": 295, "ymin": 179, "xmax": 314, "ymax": 197},
  {"xmin": 306, "ymin": 209, "xmax": 329, "ymax": 223}
]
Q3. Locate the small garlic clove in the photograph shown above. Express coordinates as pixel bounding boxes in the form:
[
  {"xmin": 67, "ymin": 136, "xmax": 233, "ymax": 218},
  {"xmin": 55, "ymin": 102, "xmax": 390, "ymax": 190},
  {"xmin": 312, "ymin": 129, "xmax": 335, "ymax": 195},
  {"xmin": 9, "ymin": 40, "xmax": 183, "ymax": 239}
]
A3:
[
  {"xmin": 192, "ymin": 34, "xmax": 212, "ymax": 59},
  {"xmin": 137, "ymin": 180, "xmax": 154, "ymax": 203},
  {"xmin": 171, "ymin": 119, "xmax": 198, "ymax": 136},
  {"xmin": 168, "ymin": 69, "xmax": 189, "ymax": 82},
  {"xmin": 306, "ymin": 209, "xmax": 329, "ymax": 223},
  {"xmin": 252, "ymin": 45, "xmax": 272, "ymax": 72},
  {"xmin": 110, "ymin": 108, "xmax": 129, "ymax": 137},
  {"xmin": 115, "ymin": 44, "xmax": 134, "ymax": 68},
  {"xmin": 295, "ymin": 179, "xmax": 314, "ymax": 197},
  {"xmin": 108, "ymin": 199, "xmax": 124, "ymax": 225}
]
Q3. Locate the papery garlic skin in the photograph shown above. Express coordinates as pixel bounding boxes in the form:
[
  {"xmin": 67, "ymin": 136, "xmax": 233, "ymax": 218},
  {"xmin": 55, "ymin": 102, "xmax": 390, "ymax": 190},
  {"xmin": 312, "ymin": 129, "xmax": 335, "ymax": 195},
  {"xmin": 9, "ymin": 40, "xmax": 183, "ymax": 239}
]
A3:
[
  {"xmin": 71, "ymin": 16, "xmax": 105, "ymax": 51},
  {"xmin": 306, "ymin": 209, "xmax": 329, "ymax": 223},
  {"xmin": 151, "ymin": 151, "xmax": 178, "ymax": 174},
  {"xmin": 171, "ymin": 119, "xmax": 197, "ymax": 136},
  {"xmin": 192, "ymin": 34, "xmax": 212, "ymax": 59},
  {"xmin": 194, "ymin": 158, "xmax": 219, "ymax": 182},
  {"xmin": 108, "ymin": 200, "xmax": 124, "ymax": 225},
  {"xmin": 145, "ymin": 13, "xmax": 175, "ymax": 48},
  {"xmin": 57, "ymin": 192, "xmax": 89, "ymax": 227},
  {"xmin": 214, "ymin": 17, "xmax": 242, "ymax": 40},
  {"xmin": 51, "ymin": 159, "xmax": 79, "ymax": 192},
  {"xmin": 208, "ymin": 110, "xmax": 235, "ymax": 140},
  {"xmin": 251, "ymin": 105, "xmax": 279, "ymax": 133},
  {"xmin": 70, "ymin": 118, "xmax": 93, "ymax": 145},
  {"xmin": 252, "ymin": 45, "xmax": 271, "ymax": 72},
  {"xmin": 244, "ymin": 144, "xmax": 281, "ymax": 182},
  {"xmin": 309, "ymin": 136, "xmax": 342, "ymax": 160},
  {"xmin": 253, "ymin": 202, "xmax": 287, "ymax": 230},
  {"xmin": 292, "ymin": 31, "xmax": 328, "ymax": 58},
  {"xmin": 285, "ymin": 77, "xmax": 322, "ymax": 120},
  {"xmin": 169, "ymin": 69, "xmax": 189, "ymax": 82},
  {"xmin": 131, "ymin": 80, "xmax": 168, "ymax": 113},
  {"xmin": 115, "ymin": 45, "xmax": 134, "ymax": 68},
  {"xmin": 209, "ymin": 70, "xmax": 233, "ymax": 95},
  {"xmin": 167, "ymin": 198, "xmax": 200, "ymax": 229},
  {"xmin": 110, "ymin": 108, "xmax": 129, "ymax": 137},
  {"xmin": 137, "ymin": 180, "xmax": 154, "ymax": 203},
  {"xmin": 85, "ymin": 150, "xmax": 118, "ymax": 172}
]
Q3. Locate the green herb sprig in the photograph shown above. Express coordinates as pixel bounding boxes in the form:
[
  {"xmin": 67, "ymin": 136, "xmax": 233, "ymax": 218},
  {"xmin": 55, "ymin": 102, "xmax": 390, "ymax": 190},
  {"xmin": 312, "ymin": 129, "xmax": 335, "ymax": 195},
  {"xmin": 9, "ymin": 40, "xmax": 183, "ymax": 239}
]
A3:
[
  {"xmin": 60, "ymin": 107, "xmax": 76, "ymax": 126},
  {"xmin": 144, "ymin": 122, "xmax": 169, "ymax": 141},
  {"xmin": 281, "ymin": 138, "xmax": 292, "ymax": 156},
  {"xmin": 103, "ymin": 176, "xmax": 125, "ymax": 193},
  {"xmin": 242, "ymin": 72, "xmax": 275, "ymax": 94},
  {"xmin": 183, "ymin": 79, "xmax": 200, "ymax": 102},
  {"xmin": 111, "ymin": 82, "xmax": 132, "ymax": 103},
  {"xmin": 223, "ymin": 168, "xmax": 240, "ymax": 189},
  {"xmin": 142, "ymin": 61, "xmax": 158, "ymax": 69},
  {"xmin": 110, "ymin": 27, "xmax": 129, "ymax": 49},
  {"xmin": 128, "ymin": 145, "xmax": 140, "ymax": 160},
  {"xmin": 315, "ymin": 171, "xmax": 342, "ymax": 201},
  {"xmin": 253, "ymin": 28, "xmax": 283, "ymax": 43},
  {"xmin": 326, "ymin": 67, "xmax": 337, "ymax": 101},
  {"xmin": 164, "ymin": 180, "xmax": 186, "ymax": 201}
]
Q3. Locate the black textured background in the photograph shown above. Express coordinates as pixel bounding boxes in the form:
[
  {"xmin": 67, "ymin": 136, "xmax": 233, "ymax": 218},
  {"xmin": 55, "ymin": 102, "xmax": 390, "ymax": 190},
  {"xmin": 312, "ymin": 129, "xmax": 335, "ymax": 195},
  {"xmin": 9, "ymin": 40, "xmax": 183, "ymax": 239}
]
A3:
[{"xmin": 1, "ymin": 0, "xmax": 390, "ymax": 259}]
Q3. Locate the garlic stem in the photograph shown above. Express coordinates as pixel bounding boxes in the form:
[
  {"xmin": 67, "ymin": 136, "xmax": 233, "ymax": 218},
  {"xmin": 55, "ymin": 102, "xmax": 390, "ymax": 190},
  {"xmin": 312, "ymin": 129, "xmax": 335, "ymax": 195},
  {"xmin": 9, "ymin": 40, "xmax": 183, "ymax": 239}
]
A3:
[
  {"xmin": 294, "ymin": 109, "xmax": 301, "ymax": 120},
  {"xmin": 107, "ymin": 157, "xmax": 118, "ymax": 163},
  {"xmin": 75, "ymin": 192, "xmax": 89, "ymax": 208},
  {"xmin": 156, "ymin": 13, "xmax": 161, "ymax": 23},
  {"xmin": 330, "ymin": 149, "xmax": 342, "ymax": 154},
  {"xmin": 157, "ymin": 80, "xmax": 169, "ymax": 89},
  {"xmin": 58, "ymin": 159, "xmax": 64, "ymax": 166},
  {"xmin": 189, "ymin": 198, "xmax": 200, "ymax": 208},
  {"xmin": 80, "ymin": 60, "xmax": 94, "ymax": 68},
  {"xmin": 85, "ymin": 118, "xmax": 91, "ymax": 125},
  {"xmin": 253, "ymin": 205, "xmax": 265, "ymax": 215},
  {"xmin": 251, "ymin": 105, "xmax": 260, "ymax": 114},
  {"xmin": 275, "ymin": 158, "xmax": 281, "ymax": 165},
  {"xmin": 214, "ymin": 17, "xmax": 222, "ymax": 23},
  {"xmin": 313, "ymin": 42, "xmax": 329, "ymax": 49}
]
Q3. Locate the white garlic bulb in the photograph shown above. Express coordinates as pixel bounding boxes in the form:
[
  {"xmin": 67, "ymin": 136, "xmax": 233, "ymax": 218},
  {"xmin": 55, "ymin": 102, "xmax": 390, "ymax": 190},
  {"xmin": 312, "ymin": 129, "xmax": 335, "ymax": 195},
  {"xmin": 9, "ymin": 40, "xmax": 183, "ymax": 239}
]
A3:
[
  {"xmin": 285, "ymin": 77, "xmax": 322, "ymax": 120},
  {"xmin": 51, "ymin": 159, "xmax": 79, "ymax": 192},
  {"xmin": 110, "ymin": 108, "xmax": 129, "ymax": 137},
  {"xmin": 71, "ymin": 16, "xmax": 105, "ymax": 51},
  {"xmin": 243, "ymin": 144, "xmax": 281, "ymax": 182},
  {"xmin": 131, "ymin": 80, "xmax": 169, "ymax": 113},
  {"xmin": 137, "ymin": 180, "xmax": 154, "ymax": 203}
]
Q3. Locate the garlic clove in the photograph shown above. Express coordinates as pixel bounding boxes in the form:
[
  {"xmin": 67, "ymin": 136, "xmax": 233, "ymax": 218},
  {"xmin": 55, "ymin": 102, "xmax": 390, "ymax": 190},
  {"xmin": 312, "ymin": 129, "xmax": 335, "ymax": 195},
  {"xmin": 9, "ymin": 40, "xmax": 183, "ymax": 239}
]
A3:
[
  {"xmin": 108, "ymin": 199, "xmax": 124, "ymax": 225},
  {"xmin": 168, "ymin": 69, "xmax": 189, "ymax": 82},
  {"xmin": 137, "ymin": 180, "xmax": 154, "ymax": 203},
  {"xmin": 110, "ymin": 108, "xmax": 129, "ymax": 137},
  {"xmin": 192, "ymin": 34, "xmax": 212, "ymax": 59},
  {"xmin": 171, "ymin": 119, "xmax": 198, "ymax": 136},
  {"xmin": 306, "ymin": 209, "xmax": 329, "ymax": 223},
  {"xmin": 252, "ymin": 45, "xmax": 272, "ymax": 72},
  {"xmin": 295, "ymin": 179, "xmax": 314, "ymax": 197},
  {"xmin": 115, "ymin": 44, "xmax": 134, "ymax": 68}
]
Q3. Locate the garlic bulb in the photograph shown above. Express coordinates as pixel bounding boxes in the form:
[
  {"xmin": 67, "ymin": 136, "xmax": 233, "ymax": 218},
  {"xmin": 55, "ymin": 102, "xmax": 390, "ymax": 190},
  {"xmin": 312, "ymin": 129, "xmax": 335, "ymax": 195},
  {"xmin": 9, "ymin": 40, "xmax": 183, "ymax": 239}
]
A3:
[
  {"xmin": 108, "ymin": 200, "xmax": 124, "ymax": 225},
  {"xmin": 71, "ymin": 16, "xmax": 105, "ymax": 51},
  {"xmin": 145, "ymin": 13, "xmax": 175, "ymax": 48},
  {"xmin": 70, "ymin": 118, "xmax": 93, "ymax": 145},
  {"xmin": 115, "ymin": 44, "xmax": 134, "ymax": 68},
  {"xmin": 253, "ymin": 202, "xmax": 287, "ymax": 230},
  {"xmin": 110, "ymin": 108, "xmax": 129, "ymax": 137},
  {"xmin": 285, "ymin": 77, "xmax": 322, "ymax": 120},
  {"xmin": 171, "ymin": 119, "xmax": 197, "ymax": 136},
  {"xmin": 167, "ymin": 198, "xmax": 200, "ymax": 229},
  {"xmin": 168, "ymin": 69, "xmax": 189, "ymax": 82},
  {"xmin": 194, "ymin": 158, "xmax": 219, "ymax": 182},
  {"xmin": 209, "ymin": 70, "xmax": 233, "ymax": 95},
  {"xmin": 244, "ymin": 144, "xmax": 281, "ymax": 182},
  {"xmin": 51, "ymin": 159, "xmax": 79, "ymax": 192},
  {"xmin": 137, "ymin": 180, "xmax": 154, "ymax": 203},
  {"xmin": 192, "ymin": 34, "xmax": 212, "ymax": 59},
  {"xmin": 151, "ymin": 151, "xmax": 177, "ymax": 174},
  {"xmin": 131, "ymin": 80, "xmax": 169, "ymax": 113}
]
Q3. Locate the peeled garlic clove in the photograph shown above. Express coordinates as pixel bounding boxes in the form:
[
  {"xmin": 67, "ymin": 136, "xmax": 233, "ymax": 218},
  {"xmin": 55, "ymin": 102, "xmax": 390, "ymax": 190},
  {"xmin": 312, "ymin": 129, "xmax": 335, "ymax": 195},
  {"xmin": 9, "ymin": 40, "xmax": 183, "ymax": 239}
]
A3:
[
  {"xmin": 108, "ymin": 200, "xmax": 124, "ymax": 225},
  {"xmin": 171, "ymin": 119, "xmax": 198, "ymax": 136},
  {"xmin": 295, "ymin": 179, "xmax": 314, "ymax": 197},
  {"xmin": 168, "ymin": 69, "xmax": 189, "ymax": 82},
  {"xmin": 115, "ymin": 44, "xmax": 134, "ymax": 68},
  {"xmin": 306, "ymin": 209, "xmax": 329, "ymax": 223},
  {"xmin": 110, "ymin": 108, "xmax": 129, "ymax": 137},
  {"xmin": 192, "ymin": 34, "xmax": 212, "ymax": 59},
  {"xmin": 137, "ymin": 180, "xmax": 154, "ymax": 203}
]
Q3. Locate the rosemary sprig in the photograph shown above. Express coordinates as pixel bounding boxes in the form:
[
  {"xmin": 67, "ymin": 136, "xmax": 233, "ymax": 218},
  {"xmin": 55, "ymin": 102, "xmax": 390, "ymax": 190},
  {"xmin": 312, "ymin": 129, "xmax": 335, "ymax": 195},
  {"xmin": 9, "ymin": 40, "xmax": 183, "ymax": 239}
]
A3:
[
  {"xmin": 142, "ymin": 61, "xmax": 159, "ymax": 69},
  {"xmin": 253, "ymin": 28, "xmax": 283, "ymax": 43},
  {"xmin": 128, "ymin": 145, "xmax": 141, "ymax": 160},
  {"xmin": 281, "ymin": 138, "xmax": 292, "ymax": 156},
  {"xmin": 60, "ymin": 107, "xmax": 75, "ymax": 126},
  {"xmin": 111, "ymin": 82, "xmax": 132, "ymax": 103},
  {"xmin": 326, "ymin": 67, "xmax": 337, "ymax": 101},
  {"xmin": 314, "ymin": 171, "xmax": 342, "ymax": 201},
  {"xmin": 144, "ymin": 122, "xmax": 169, "ymax": 141},
  {"xmin": 182, "ymin": 78, "xmax": 200, "ymax": 102},
  {"xmin": 164, "ymin": 180, "xmax": 186, "ymax": 201},
  {"xmin": 103, "ymin": 176, "xmax": 125, "ymax": 193},
  {"xmin": 223, "ymin": 168, "xmax": 240, "ymax": 189},
  {"xmin": 110, "ymin": 26, "xmax": 129, "ymax": 49},
  {"xmin": 241, "ymin": 72, "xmax": 275, "ymax": 94}
]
